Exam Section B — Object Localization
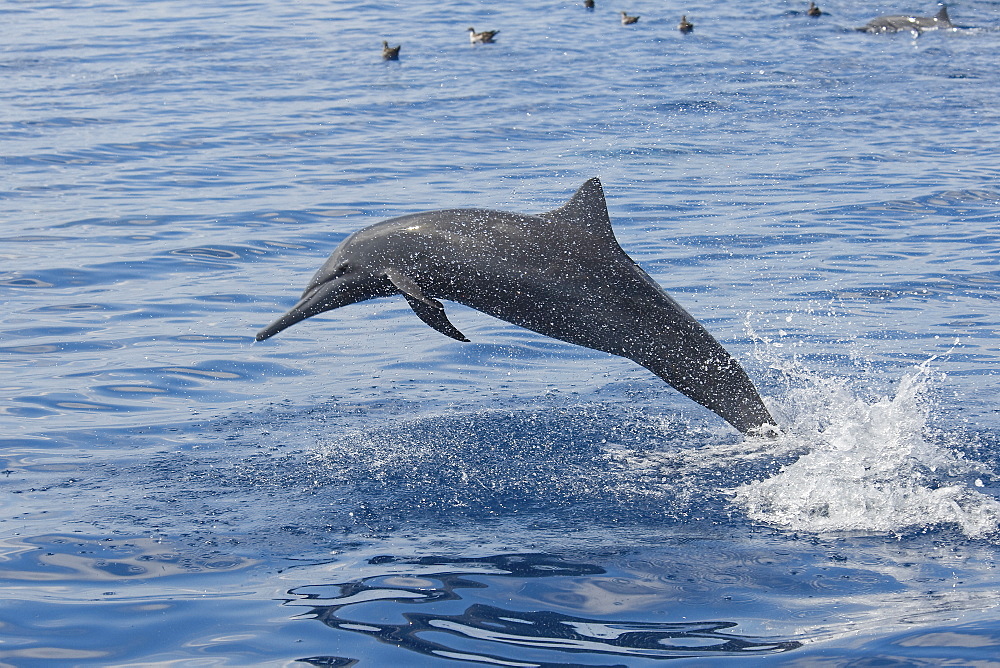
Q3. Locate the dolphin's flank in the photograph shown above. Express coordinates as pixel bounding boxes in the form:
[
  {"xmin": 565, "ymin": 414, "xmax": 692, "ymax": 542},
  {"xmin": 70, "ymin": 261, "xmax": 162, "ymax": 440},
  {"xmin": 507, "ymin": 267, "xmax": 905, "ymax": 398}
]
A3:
[{"xmin": 256, "ymin": 179, "xmax": 776, "ymax": 435}]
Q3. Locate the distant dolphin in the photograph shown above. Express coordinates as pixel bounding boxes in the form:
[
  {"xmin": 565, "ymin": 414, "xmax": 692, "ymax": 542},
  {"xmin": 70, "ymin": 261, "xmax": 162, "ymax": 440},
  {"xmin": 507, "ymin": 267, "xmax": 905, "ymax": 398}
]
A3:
[
  {"xmin": 858, "ymin": 5, "xmax": 953, "ymax": 33},
  {"xmin": 256, "ymin": 179, "xmax": 776, "ymax": 435}
]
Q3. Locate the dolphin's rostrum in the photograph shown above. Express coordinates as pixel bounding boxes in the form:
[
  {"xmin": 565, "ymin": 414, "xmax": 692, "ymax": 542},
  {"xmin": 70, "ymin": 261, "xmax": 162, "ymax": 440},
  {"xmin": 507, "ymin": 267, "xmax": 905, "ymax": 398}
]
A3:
[{"xmin": 257, "ymin": 179, "xmax": 776, "ymax": 435}]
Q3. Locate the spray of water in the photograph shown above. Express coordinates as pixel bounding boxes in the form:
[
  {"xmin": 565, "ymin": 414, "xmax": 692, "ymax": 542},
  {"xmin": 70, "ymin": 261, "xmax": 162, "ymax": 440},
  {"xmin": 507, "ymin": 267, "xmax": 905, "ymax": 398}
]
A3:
[{"xmin": 734, "ymin": 320, "xmax": 1000, "ymax": 539}]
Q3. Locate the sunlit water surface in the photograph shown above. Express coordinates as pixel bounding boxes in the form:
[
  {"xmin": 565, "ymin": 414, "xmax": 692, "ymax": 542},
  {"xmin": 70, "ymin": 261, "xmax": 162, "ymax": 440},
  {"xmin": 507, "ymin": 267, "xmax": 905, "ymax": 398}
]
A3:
[{"xmin": 3, "ymin": 0, "xmax": 1000, "ymax": 665}]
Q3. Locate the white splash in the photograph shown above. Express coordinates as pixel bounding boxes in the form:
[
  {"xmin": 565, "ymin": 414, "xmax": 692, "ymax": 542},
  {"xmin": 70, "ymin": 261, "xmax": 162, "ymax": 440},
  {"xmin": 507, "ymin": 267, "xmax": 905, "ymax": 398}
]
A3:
[{"xmin": 733, "ymin": 353, "xmax": 1000, "ymax": 539}]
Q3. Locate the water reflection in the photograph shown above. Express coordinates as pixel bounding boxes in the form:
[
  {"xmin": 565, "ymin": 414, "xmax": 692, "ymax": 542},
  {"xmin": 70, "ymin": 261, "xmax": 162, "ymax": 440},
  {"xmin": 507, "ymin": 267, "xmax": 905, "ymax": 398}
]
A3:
[{"xmin": 288, "ymin": 554, "xmax": 801, "ymax": 666}]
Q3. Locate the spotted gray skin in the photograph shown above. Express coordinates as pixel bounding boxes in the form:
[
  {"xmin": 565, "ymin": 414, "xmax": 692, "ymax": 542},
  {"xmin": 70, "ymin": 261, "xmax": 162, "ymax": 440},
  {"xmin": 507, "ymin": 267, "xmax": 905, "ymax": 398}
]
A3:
[
  {"xmin": 858, "ymin": 5, "xmax": 953, "ymax": 33},
  {"xmin": 256, "ymin": 178, "xmax": 776, "ymax": 435}
]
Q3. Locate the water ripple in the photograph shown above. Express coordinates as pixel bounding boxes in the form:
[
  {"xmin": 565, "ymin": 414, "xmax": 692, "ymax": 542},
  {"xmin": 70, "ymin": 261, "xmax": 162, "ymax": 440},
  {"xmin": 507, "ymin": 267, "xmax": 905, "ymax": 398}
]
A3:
[{"xmin": 289, "ymin": 554, "xmax": 802, "ymax": 666}]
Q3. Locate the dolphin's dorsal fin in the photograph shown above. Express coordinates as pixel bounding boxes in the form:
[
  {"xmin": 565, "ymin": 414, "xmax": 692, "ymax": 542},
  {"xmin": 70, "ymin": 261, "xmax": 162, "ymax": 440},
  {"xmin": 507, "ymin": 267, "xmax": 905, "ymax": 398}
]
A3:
[
  {"xmin": 935, "ymin": 5, "xmax": 950, "ymax": 24},
  {"xmin": 542, "ymin": 178, "xmax": 617, "ymax": 243},
  {"xmin": 384, "ymin": 268, "xmax": 470, "ymax": 342}
]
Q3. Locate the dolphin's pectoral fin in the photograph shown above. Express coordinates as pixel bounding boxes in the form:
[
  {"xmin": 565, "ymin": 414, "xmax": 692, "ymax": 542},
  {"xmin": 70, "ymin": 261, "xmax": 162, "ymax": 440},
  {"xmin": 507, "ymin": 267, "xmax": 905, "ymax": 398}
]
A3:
[
  {"xmin": 384, "ymin": 268, "xmax": 471, "ymax": 342},
  {"xmin": 403, "ymin": 296, "xmax": 471, "ymax": 342}
]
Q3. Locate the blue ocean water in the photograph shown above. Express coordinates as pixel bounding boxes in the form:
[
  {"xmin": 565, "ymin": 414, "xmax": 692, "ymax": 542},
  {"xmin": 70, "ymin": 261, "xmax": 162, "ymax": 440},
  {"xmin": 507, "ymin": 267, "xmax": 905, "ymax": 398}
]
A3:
[{"xmin": 3, "ymin": 0, "xmax": 1000, "ymax": 664}]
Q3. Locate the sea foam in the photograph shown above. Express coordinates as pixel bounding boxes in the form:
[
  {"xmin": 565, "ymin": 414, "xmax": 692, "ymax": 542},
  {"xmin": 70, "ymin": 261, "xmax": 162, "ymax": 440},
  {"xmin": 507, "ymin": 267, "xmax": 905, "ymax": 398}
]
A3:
[{"xmin": 734, "ymin": 347, "xmax": 1000, "ymax": 539}]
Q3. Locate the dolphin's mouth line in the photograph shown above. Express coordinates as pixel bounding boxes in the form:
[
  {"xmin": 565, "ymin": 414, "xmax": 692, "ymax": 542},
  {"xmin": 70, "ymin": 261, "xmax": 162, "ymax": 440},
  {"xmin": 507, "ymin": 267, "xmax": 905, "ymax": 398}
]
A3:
[{"xmin": 294, "ymin": 284, "xmax": 329, "ymax": 315}]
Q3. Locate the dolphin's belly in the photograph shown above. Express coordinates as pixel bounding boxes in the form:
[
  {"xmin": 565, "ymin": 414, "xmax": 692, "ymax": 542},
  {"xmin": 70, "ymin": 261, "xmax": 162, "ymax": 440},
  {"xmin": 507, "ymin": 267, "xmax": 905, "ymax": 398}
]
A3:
[{"xmin": 435, "ymin": 263, "xmax": 702, "ymax": 364}]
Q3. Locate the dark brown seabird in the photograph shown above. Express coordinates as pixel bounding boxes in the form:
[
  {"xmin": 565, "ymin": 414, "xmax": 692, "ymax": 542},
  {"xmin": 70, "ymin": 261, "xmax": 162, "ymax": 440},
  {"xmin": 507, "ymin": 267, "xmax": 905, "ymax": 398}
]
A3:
[
  {"xmin": 468, "ymin": 27, "xmax": 500, "ymax": 44},
  {"xmin": 381, "ymin": 41, "xmax": 400, "ymax": 60}
]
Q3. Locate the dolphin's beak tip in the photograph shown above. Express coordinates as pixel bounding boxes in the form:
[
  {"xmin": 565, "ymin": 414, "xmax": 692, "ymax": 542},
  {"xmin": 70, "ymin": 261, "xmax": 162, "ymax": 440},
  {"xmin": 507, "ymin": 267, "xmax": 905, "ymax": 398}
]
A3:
[{"xmin": 254, "ymin": 326, "xmax": 277, "ymax": 342}]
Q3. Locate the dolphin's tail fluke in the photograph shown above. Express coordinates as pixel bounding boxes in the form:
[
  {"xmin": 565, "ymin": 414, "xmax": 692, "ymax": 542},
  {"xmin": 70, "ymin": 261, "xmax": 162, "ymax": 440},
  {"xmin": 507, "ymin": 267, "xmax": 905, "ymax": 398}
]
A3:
[
  {"xmin": 640, "ymin": 340, "xmax": 775, "ymax": 436},
  {"xmin": 654, "ymin": 362, "xmax": 775, "ymax": 436}
]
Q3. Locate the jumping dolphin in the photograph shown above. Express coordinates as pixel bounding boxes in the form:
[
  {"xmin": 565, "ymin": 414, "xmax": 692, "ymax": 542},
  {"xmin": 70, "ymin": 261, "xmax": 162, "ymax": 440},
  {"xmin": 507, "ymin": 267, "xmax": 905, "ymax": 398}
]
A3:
[
  {"xmin": 858, "ymin": 5, "xmax": 953, "ymax": 33},
  {"xmin": 256, "ymin": 179, "xmax": 776, "ymax": 435}
]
